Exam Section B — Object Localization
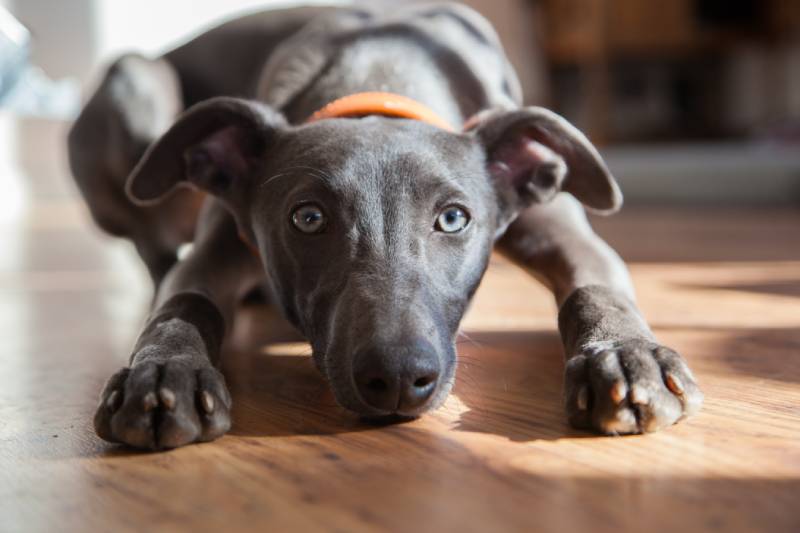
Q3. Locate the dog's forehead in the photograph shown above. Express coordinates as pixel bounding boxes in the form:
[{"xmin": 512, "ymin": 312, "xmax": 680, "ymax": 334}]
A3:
[{"xmin": 276, "ymin": 117, "xmax": 483, "ymax": 191}]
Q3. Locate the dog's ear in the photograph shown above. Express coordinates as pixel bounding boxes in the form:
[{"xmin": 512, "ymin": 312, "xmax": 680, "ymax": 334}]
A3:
[
  {"xmin": 126, "ymin": 96, "xmax": 286, "ymax": 206},
  {"xmin": 468, "ymin": 107, "xmax": 622, "ymax": 220}
]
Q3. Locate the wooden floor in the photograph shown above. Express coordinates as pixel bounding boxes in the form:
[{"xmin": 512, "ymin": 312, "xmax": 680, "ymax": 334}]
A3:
[{"xmin": 1, "ymin": 119, "xmax": 799, "ymax": 533}]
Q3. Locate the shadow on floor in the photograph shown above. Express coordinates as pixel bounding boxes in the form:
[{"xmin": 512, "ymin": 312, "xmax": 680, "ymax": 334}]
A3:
[
  {"xmin": 656, "ymin": 323, "xmax": 800, "ymax": 384},
  {"xmin": 679, "ymin": 279, "xmax": 800, "ymax": 299},
  {"xmin": 81, "ymin": 294, "xmax": 800, "ymax": 460},
  {"xmin": 221, "ymin": 314, "xmax": 590, "ymax": 443}
]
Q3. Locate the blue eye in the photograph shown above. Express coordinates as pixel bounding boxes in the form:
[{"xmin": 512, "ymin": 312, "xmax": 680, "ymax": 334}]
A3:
[
  {"xmin": 291, "ymin": 203, "xmax": 327, "ymax": 233},
  {"xmin": 435, "ymin": 205, "xmax": 470, "ymax": 233}
]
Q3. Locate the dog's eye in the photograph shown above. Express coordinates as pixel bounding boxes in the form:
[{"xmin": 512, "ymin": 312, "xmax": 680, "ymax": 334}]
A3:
[
  {"xmin": 435, "ymin": 205, "xmax": 470, "ymax": 233},
  {"xmin": 291, "ymin": 203, "xmax": 327, "ymax": 234}
]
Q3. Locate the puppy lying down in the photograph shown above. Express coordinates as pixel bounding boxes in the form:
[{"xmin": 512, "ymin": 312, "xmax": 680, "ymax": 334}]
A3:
[{"xmin": 67, "ymin": 3, "xmax": 703, "ymax": 450}]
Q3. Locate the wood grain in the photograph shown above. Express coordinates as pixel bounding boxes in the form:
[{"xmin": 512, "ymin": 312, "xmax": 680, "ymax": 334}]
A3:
[{"xmin": 1, "ymin": 119, "xmax": 799, "ymax": 533}]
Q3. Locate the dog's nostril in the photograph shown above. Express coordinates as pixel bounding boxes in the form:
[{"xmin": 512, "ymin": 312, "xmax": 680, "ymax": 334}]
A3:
[
  {"xmin": 413, "ymin": 375, "xmax": 435, "ymax": 388},
  {"xmin": 366, "ymin": 378, "xmax": 388, "ymax": 391}
]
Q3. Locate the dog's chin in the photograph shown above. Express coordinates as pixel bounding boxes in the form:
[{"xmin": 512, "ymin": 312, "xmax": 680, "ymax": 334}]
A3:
[
  {"xmin": 354, "ymin": 404, "xmax": 433, "ymax": 421},
  {"xmin": 331, "ymin": 379, "xmax": 455, "ymax": 421},
  {"xmin": 332, "ymin": 393, "xmax": 429, "ymax": 420},
  {"xmin": 360, "ymin": 413, "xmax": 418, "ymax": 425}
]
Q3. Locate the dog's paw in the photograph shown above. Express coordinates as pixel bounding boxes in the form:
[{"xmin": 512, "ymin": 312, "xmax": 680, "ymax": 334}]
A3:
[
  {"xmin": 564, "ymin": 339, "xmax": 703, "ymax": 434},
  {"xmin": 94, "ymin": 359, "xmax": 232, "ymax": 450}
]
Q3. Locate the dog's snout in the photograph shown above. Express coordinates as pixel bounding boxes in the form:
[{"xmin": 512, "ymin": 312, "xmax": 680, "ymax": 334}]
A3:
[{"xmin": 353, "ymin": 341, "xmax": 441, "ymax": 414}]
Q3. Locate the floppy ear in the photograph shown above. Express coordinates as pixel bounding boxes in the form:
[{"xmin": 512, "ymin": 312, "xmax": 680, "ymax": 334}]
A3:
[
  {"xmin": 468, "ymin": 107, "xmax": 622, "ymax": 220},
  {"xmin": 126, "ymin": 96, "xmax": 286, "ymax": 206}
]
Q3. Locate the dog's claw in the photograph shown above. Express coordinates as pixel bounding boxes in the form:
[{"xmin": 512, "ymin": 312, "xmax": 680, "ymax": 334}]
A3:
[
  {"xmin": 106, "ymin": 390, "xmax": 121, "ymax": 411},
  {"xmin": 630, "ymin": 385, "xmax": 649, "ymax": 405},
  {"xmin": 142, "ymin": 391, "xmax": 158, "ymax": 412},
  {"xmin": 200, "ymin": 390, "xmax": 215, "ymax": 413},
  {"xmin": 159, "ymin": 388, "xmax": 176, "ymax": 410},
  {"xmin": 610, "ymin": 380, "xmax": 627, "ymax": 405},
  {"xmin": 665, "ymin": 373, "xmax": 684, "ymax": 395},
  {"xmin": 576, "ymin": 385, "xmax": 589, "ymax": 410}
]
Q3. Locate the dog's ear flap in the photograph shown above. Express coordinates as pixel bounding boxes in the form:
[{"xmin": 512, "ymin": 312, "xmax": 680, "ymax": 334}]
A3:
[
  {"xmin": 468, "ymin": 107, "xmax": 622, "ymax": 218},
  {"xmin": 126, "ymin": 96, "xmax": 286, "ymax": 205}
]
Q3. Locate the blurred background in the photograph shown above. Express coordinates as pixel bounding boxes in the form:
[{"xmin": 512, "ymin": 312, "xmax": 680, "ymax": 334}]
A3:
[
  {"xmin": 2, "ymin": 5, "xmax": 799, "ymax": 530},
  {"xmin": 1, "ymin": 0, "xmax": 799, "ymax": 215}
]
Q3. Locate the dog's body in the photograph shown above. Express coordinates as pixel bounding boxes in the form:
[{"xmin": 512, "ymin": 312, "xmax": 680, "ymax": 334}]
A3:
[{"xmin": 68, "ymin": 3, "xmax": 702, "ymax": 450}]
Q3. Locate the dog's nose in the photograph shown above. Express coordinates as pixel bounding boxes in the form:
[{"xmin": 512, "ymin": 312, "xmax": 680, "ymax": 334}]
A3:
[{"xmin": 353, "ymin": 341, "xmax": 440, "ymax": 413}]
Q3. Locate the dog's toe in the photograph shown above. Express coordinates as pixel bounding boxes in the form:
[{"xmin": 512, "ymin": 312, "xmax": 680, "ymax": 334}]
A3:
[
  {"xmin": 196, "ymin": 367, "xmax": 232, "ymax": 442},
  {"xmin": 94, "ymin": 367, "xmax": 130, "ymax": 443}
]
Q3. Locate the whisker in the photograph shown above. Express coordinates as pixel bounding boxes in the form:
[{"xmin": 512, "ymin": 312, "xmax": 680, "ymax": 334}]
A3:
[
  {"xmin": 456, "ymin": 331, "xmax": 486, "ymax": 349},
  {"xmin": 282, "ymin": 165, "xmax": 337, "ymax": 182},
  {"xmin": 260, "ymin": 171, "xmax": 293, "ymax": 188},
  {"xmin": 455, "ymin": 362, "xmax": 488, "ymax": 373},
  {"xmin": 456, "ymin": 353, "xmax": 489, "ymax": 365},
  {"xmin": 260, "ymin": 165, "xmax": 338, "ymax": 189}
]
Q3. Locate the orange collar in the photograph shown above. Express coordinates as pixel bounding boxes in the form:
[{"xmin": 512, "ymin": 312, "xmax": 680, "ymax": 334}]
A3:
[{"xmin": 306, "ymin": 92, "xmax": 455, "ymax": 132}]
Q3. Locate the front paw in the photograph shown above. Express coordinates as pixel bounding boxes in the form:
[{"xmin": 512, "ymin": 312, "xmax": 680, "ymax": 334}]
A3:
[
  {"xmin": 564, "ymin": 339, "xmax": 703, "ymax": 434},
  {"xmin": 94, "ymin": 359, "xmax": 232, "ymax": 450}
]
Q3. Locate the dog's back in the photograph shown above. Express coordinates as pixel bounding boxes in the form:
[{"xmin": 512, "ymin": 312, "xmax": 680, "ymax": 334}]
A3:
[{"xmin": 253, "ymin": 3, "xmax": 522, "ymax": 123}]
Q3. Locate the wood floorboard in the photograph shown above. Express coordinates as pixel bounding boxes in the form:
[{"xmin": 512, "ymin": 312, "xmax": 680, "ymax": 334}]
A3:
[{"xmin": 1, "ymin": 119, "xmax": 798, "ymax": 532}]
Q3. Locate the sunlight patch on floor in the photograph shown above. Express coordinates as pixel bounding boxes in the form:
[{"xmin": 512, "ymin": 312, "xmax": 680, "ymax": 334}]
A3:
[{"xmin": 261, "ymin": 341, "xmax": 314, "ymax": 357}]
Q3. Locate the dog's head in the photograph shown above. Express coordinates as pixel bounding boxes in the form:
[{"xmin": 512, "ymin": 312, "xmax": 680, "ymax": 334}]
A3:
[{"xmin": 127, "ymin": 96, "xmax": 619, "ymax": 418}]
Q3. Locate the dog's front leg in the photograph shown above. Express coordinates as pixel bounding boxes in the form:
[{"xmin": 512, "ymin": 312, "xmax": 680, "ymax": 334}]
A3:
[
  {"xmin": 94, "ymin": 203, "xmax": 262, "ymax": 449},
  {"xmin": 498, "ymin": 195, "xmax": 703, "ymax": 434}
]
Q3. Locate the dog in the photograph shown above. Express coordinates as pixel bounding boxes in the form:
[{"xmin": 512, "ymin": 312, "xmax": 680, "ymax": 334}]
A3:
[{"xmin": 67, "ymin": 3, "xmax": 703, "ymax": 450}]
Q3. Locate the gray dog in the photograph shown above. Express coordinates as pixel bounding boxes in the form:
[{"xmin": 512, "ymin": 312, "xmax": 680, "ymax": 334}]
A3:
[{"xmin": 68, "ymin": 3, "xmax": 702, "ymax": 450}]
